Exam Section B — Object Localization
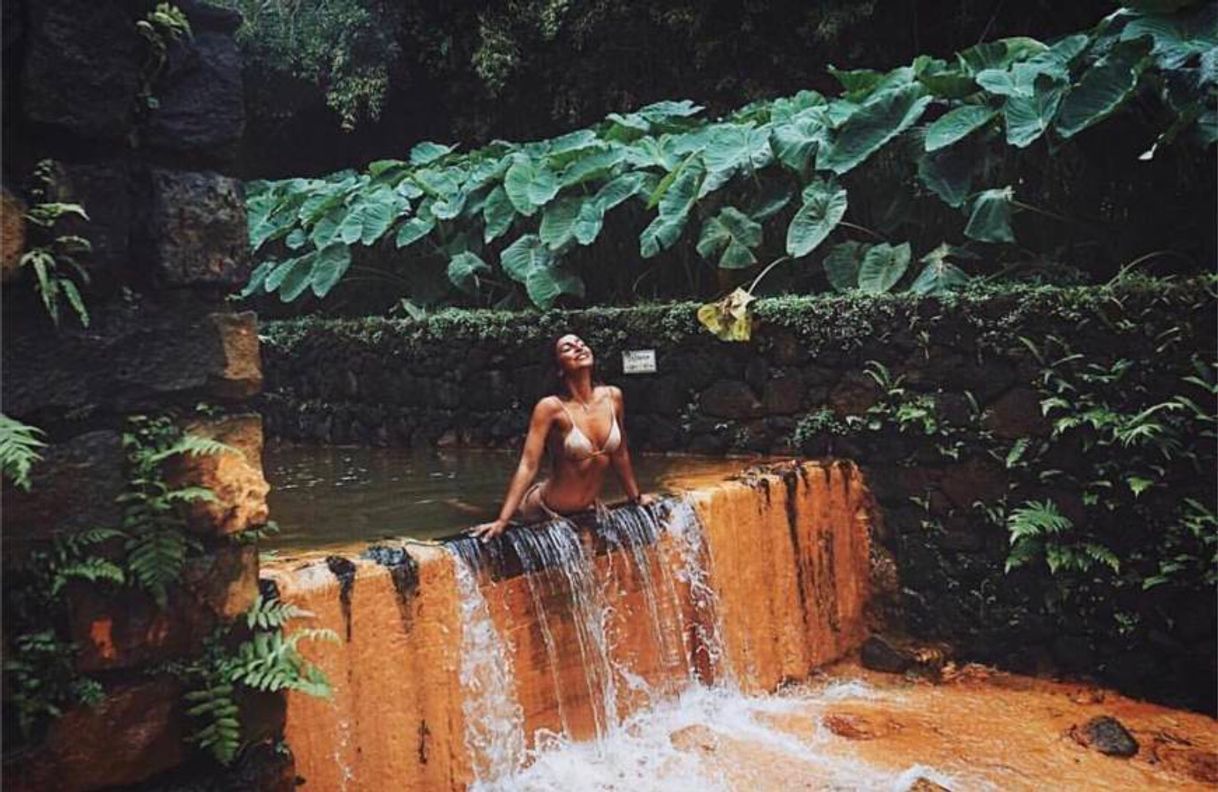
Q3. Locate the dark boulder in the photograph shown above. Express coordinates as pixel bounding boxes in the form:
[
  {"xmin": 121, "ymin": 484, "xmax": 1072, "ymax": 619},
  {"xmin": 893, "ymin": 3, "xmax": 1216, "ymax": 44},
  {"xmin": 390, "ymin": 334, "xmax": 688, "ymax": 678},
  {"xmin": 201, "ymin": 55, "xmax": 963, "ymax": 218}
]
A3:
[
  {"xmin": 860, "ymin": 635, "xmax": 914, "ymax": 673},
  {"xmin": 1071, "ymin": 715, "xmax": 1139, "ymax": 758}
]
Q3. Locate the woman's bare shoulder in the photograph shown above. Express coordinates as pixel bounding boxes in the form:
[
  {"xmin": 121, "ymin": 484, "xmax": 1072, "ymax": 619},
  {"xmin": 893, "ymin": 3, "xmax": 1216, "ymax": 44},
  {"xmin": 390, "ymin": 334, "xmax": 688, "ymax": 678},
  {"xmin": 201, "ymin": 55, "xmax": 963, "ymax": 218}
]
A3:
[
  {"xmin": 533, "ymin": 395, "xmax": 563, "ymax": 415},
  {"xmin": 600, "ymin": 384, "xmax": 623, "ymax": 402}
]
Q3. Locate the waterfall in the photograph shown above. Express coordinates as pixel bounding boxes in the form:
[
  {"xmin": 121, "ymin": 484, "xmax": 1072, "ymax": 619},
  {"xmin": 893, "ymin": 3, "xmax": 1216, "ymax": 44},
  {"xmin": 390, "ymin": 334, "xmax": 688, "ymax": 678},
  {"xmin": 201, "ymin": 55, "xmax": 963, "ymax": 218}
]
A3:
[{"xmin": 449, "ymin": 544, "xmax": 527, "ymax": 783}]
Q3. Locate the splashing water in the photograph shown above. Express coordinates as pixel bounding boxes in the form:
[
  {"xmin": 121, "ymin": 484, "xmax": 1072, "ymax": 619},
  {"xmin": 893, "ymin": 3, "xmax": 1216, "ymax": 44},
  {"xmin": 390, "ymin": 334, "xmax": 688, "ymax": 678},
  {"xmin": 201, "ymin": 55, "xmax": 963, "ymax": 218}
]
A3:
[{"xmin": 449, "ymin": 546, "xmax": 527, "ymax": 783}]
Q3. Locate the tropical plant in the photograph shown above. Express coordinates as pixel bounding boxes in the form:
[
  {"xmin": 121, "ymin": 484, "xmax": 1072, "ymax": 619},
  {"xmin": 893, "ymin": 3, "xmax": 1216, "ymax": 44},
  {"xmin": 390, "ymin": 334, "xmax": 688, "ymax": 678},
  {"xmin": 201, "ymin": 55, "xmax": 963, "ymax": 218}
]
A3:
[
  {"xmin": 18, "ymin": 161, "xmax": 92, "ymax": 328},
  {"xmin": 176, "ymin": 594, "xmax": 336, "ymax": 765},
  {"xmin": 0, "ymin": 414, "xmax": 46, "ymax": 491},
  {"xmin": 240, "ymin": 2, "xmax": 1215, "ymax": 319},
  {"xmin": 136, "ymin": 2, "xmax": 192, "ymax": 109}
]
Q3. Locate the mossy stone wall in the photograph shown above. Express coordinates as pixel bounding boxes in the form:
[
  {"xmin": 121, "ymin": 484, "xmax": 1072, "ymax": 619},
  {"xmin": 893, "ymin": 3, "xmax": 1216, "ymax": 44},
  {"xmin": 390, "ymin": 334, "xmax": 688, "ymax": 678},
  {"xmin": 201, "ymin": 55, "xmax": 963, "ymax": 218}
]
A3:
[{"xmin": 260, "ymin": 278, "xmax": 1217, "ymax": 712}]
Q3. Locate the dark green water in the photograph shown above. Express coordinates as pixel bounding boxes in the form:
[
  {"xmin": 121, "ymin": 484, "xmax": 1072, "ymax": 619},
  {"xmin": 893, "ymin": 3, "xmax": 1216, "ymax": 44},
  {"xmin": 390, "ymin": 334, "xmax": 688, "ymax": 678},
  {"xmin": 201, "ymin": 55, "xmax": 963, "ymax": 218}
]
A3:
[{"xmin": 263, "ymin": 442, "xmax": 757, "ymax": 552}]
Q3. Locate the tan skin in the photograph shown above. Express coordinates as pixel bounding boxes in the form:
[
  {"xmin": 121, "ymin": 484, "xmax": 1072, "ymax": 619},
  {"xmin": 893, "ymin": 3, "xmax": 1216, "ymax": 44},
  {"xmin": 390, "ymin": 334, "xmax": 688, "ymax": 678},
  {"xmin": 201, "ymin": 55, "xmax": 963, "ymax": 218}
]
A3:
[{"xmin": 468, "ymin": 334, "xmax": 653, "ymax": 541}]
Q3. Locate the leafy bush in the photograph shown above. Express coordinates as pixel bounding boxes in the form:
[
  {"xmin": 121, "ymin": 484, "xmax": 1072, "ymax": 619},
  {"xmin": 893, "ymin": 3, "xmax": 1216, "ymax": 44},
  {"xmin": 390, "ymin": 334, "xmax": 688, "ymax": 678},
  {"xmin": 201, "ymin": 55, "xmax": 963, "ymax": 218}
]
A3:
[{"xmin": 241, "ymin": 3, "xmax": 1215, "ymax": 314}]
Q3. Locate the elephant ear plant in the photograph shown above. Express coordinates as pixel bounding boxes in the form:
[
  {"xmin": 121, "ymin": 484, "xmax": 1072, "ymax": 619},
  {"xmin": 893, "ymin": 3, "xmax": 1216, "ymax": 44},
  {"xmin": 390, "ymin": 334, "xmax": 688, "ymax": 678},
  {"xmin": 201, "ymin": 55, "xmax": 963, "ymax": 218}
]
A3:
[{"xmin": 241, "ymin": 2, "xmax": 1215, "ymax": 324}]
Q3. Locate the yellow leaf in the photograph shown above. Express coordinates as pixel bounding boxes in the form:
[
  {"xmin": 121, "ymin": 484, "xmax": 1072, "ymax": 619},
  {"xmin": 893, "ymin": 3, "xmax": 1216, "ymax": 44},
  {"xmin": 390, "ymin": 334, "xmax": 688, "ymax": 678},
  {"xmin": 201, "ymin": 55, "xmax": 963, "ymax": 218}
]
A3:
[{"xmin": 697, "ymin": 287, "xmax": 755, "ymax": 342}]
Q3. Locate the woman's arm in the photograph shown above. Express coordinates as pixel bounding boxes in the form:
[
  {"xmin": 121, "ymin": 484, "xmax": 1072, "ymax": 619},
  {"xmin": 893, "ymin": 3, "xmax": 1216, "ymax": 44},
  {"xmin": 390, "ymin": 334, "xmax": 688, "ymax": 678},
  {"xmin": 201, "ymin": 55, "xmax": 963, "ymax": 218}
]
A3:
[
  {"xmin": 608, "ymin": 386, "xmax": 651, "ymax": 505},
  {"xmin": 469, "ymin": 397, "xmax": 556, "ymax": 540}
]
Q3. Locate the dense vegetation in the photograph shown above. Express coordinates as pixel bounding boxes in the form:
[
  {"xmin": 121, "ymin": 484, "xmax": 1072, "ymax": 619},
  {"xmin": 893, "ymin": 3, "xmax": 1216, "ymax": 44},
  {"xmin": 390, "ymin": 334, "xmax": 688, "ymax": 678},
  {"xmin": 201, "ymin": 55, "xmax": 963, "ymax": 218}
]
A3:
[
  {"xmin": 241, "ymin": 1, "xmax": 1216, "ymax": 320},
  {"xmin": 218, "ymin": 0, "xmax": 1117, "ymax": 176}
]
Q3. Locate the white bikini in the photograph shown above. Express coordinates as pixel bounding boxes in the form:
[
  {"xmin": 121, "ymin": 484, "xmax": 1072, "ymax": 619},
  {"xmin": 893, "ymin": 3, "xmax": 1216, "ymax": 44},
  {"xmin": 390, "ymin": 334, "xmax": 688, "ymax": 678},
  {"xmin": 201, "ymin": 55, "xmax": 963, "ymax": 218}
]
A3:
[{"xmin": 518, "ymin": 396, "xmax": 621, "ymax": 521}]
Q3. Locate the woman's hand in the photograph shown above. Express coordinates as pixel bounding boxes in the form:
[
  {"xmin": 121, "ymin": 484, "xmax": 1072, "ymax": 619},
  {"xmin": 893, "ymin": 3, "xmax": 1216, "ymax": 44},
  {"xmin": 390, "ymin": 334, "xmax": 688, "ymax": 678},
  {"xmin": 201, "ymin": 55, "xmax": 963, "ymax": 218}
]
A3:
[{"xmin": 468, "ymin": 518, "xmax": 509, "ymax": 543}]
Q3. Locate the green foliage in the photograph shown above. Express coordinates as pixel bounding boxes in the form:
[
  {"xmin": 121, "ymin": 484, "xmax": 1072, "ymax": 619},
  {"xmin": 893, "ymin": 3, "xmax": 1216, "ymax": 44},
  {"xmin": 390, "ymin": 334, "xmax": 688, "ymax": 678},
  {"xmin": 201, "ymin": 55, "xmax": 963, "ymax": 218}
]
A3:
[
  {"xmin": 0, "ymin": 414, "xmax": 46, "ymax": 491},
  {"xmin": 241, "ymin": 4, "xmax": 1215, "ymax": 314},
  {"xmin": 175, "ymin": 595, "xmax": 336, "ymax": 765},
  {"xmin": 136, "ymin": 3, "xmax": 192, "ymax": 110},
  {"xmin": 19, "ymin": 161, "xmax": 92, "ymax": 328},
  {"xmin": 2, "ymin": 631, "xmax": 104, "ymax": 740},
  {"xmin": 214, "ymin": 0, "xmax": 401, "ymax": 130}
]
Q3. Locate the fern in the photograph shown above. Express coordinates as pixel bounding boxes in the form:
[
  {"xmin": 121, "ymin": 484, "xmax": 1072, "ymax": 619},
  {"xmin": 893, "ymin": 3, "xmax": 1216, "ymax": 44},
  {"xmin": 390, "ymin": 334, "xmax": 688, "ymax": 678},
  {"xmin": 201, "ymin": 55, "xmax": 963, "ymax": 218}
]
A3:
[
  {"xmin": 125, "ymin": 528, "xmax": 187, "ymax": 607},
  {"xmin": 50, "ymin": 558, "xmax": 126, "ymax": 596},
  {"xmin": 0, "ymin": 414, "xmax": 46, "ymax": 491},
  {"xmin": 245, "ymin": 593, "xmax": 314, "ymax": 630},
  {"xmin": 1006, "ymin": 500, "xmax": 1072, "ymax": 543}
]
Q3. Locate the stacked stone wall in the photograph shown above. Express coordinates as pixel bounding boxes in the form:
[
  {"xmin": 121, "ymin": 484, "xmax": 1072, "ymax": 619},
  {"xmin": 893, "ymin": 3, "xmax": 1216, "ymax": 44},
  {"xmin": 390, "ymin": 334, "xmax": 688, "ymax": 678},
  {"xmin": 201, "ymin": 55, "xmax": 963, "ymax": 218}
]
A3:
[
  {"xmin": 2, "ymin": 2, "xmax": 286, "ymax": 788},
  {"xmin": 259, "ymin": 279, "xmax": 1217, "ymax": 712}
]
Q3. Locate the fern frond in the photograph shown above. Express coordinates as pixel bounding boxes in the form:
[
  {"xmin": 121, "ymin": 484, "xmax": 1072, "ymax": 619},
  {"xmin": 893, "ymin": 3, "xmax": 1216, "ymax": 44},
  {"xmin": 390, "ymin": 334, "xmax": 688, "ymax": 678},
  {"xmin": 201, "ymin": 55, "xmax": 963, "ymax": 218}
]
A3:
[
  {"xmin": 245, "ymin": 594, "xmax": 314, "ymax": 630},
  {"xmin": 125, "ymin": 529, "xmax": 187, "ymax": 607},
  {"xmin": 0, "ymin": 414, "xmax": 46, "ymax": 491},
  {"xmin": 1007, "ymin": 500, "xmax": 1072, "ymax": 543}
]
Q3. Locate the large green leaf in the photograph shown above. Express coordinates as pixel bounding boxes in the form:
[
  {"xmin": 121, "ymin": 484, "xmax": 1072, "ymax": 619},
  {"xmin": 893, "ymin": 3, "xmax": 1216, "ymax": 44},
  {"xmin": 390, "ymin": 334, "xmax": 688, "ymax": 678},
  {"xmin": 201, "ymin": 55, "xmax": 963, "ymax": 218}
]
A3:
[
  {"xmin": 310, "ymin": 244, "xmax": 352, "ymax": 298},
  {"xmin": 816, "ymin": 84, "xmax": 933, "ymax": 174},
  {"xmin": 274, "ymin": 252, "xmax": 317, "ymax": 302},
  {"xmin": 525, "ymin": 266, "xmax": 585, "ymax": 309},
  {"xmin": 697, "ymin": 207, "xmax": 763, "ymax": 269},
  {"xmin": 539, "ymin": 197, "xmax": 582, "ymax": 250},
  {"xmin": 917, "ymin": 145, "xmax": 974, "ymax": 208},
  {"xmin": 925, "ymin": 105, "xmax": 998, "ymax": 151},
  {"xmin": 395, "ymin": 213, "xmax": 436, "ymax": 249},
  {"xmin": 447, "ymin": 251, "xmax": 490, "ymax": 293},
  {"xmin": 500, "ymin": 234, "xmax": 552, "ymax": 282},
  {"xmin": 770, "ymin": 114, "xmax": 826, "ymax": 174},
  {"xmin": 785, "ymin": 180, "xmax": 848, "ymax": 258},
  {"xmin": 572, "ymin": 201, "xmax": 605, "ymax": 246},
  {"xmin": 410, "ymin": 141, "xmax": 455, "ymax": 165},
  {"xmin": 1056, "ymin": 39, "xmax": 1151, "ymax": 138},
  {"xmin": 1121, "ymin": 4, "xmax": 1218, "ymax": 69},
  {"xmin": 503, "ymin": 155, "xmax": 559, "ymax": 216},
  {"xmin": 482, "ymin": 186, "xmax": 515, "ymax": 243},
  {"xmin": 594, "ymin": 173, "xmax": 646, "ymax": 212},
  {"xmin": 857, "ymin": 242, "xmax": 911, "ymax": 294},
  {"xmin": 702, "ymin": 124, "xmax": 773, "ymax": 192},
  {"xmin": 640, "ymin": 160, "xmax": 705, "ymax": 258},
  {"xmin": 559, "ymin": 148, "xmax": 626, "ymax": 187},
  {"xmin": 822, "ymin": 240, "xmax": 868, "ymax": 292},
  {"xmin": 910, "ymin": 243, "xmax": 970, "ymax": 294},
  {"xmin": 1003, "ymin": 81, "xmax": 1065, "ymax": 147},
  {"xmin": 964, "ymin": 187, "xmax": 1016, "ymax": 243}
]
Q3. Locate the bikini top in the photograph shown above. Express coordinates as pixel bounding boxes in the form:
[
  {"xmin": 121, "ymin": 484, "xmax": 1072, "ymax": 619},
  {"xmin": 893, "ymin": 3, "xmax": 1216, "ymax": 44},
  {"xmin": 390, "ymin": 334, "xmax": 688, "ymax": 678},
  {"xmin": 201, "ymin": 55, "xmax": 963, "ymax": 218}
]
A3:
[{"xmin": 557, "ymin": 397, "xmax": 622, "ymax": 460}]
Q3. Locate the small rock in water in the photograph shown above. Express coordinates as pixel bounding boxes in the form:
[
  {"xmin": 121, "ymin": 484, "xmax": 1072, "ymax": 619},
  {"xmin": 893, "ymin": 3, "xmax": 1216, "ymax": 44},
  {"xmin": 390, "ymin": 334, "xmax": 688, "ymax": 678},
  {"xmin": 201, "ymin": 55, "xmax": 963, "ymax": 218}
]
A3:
[
  {"xmin": 1071, "ymin": 715, "xmax": 1139, "ymax": 757},
  {"xmin": 860, "ymin": 635, "xmax": 914, "ymax": 673},
  {"xmin": 669, "ymin": 724, "xmax": 720, "ymax": 754},
  {"xmin": 822, "ymin": 711, "xmax": 898, "ymax": 741},
  {"xmin": 908, "ymin": 778, "xmax": 951, "ymax": 792}
]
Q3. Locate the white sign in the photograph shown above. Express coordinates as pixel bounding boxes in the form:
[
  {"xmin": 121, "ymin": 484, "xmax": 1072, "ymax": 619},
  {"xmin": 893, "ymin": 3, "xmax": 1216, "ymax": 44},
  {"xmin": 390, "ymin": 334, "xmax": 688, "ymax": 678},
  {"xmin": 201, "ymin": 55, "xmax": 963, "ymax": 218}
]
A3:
[{"xmin": 621, "ymin": 349, "xmax": 657, "ymax": 374}]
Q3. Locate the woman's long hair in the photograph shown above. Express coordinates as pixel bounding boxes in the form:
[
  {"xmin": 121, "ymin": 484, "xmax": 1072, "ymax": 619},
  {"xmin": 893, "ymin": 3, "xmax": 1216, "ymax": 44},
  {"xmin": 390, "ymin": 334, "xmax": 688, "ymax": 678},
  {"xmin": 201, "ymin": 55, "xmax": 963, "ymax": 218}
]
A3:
[{"xmin": 545, "ymin": 332, "xmax": 602, "ymax": 397}]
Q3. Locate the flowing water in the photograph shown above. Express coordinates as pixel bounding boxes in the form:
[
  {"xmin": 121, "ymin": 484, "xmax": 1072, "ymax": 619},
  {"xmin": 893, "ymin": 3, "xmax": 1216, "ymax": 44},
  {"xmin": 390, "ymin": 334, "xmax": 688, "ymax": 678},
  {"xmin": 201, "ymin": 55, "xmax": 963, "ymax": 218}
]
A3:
[{"xmin": 265, "ymin": 460, "xmax": 1217, "ymax": 791}]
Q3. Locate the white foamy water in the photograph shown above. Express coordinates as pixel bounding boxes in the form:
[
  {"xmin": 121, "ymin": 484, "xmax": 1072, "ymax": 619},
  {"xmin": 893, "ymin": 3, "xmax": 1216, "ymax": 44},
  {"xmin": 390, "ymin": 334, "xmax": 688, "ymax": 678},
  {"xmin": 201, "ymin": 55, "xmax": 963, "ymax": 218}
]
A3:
[
  {"xmin": 452, "ymin": 498, "xmax": 958, "ymax": 792},
  {"xmin": 451, "ymin": 549, "xmax": 528, "ymax": 783}
]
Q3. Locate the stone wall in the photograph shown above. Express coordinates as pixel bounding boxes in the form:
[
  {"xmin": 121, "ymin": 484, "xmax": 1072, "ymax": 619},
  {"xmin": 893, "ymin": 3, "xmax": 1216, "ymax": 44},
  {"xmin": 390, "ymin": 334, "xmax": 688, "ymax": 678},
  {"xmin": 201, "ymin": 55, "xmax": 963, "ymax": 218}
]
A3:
[
  {"xmin": 2, "ymin": 2, "xmax": 285, "ymax": 788},
  {"xmin": 259, "ymin": 279, "xmax": 1217, "ymax": 712}
]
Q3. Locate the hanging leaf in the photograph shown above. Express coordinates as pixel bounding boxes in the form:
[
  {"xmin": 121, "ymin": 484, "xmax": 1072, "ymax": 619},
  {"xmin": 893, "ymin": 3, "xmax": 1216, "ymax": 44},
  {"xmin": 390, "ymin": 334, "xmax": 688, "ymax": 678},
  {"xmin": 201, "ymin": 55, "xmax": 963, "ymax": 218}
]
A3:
[
  {"xmin": 482, "ymin": 186, "xmax": 515, "ymax": 243},
  {"xmin": 965, "ymin": 187, "xmax": 1016, "ymax": 243},
  {"xmin": 910, "ymin": 243, "xmax": 970, "ymax": 294},
  {"xmin": 817, "ymin": 84, "xmax": 933, "ymax": 174},
  {"xmin": 639, "ymin": 159, "xmax": 705, "ymax": 258},
  {"xmin": 447, "ymin": 251, "xmax": 490, "ymax": 293},
  {"xmin": 276, "ymin": 252, "xmax": 317, "ymax": 302},
  {"xmin": 785, "ymin": 180, "xmax": 848, "ymax": 258},
  {"xmin": 395, "ymin": 214, "xmax": 436, "ymax": 249},
  {"xmin": 697, "ymin": 207, "xmax": 763, "ymax": 269},
  {"xmin": 696, "ymin": 288, "xmax": 756, "ymax": 342},
  {"xmin": 858, "ymin": 242, "xmax": 911, "ymax": 294},
  {"xmin": 525, "ymin": 266, "xmax": 585, "ymax": 309},
  {"xmin": 925, "ymin": 105, "xmax": 998, "ymax": 151},
  {"xmin": 310, "ymin": 245, "xmax": 352, "ymax": 298},
  {"xmin": 1056, "ymin": 39, "xmax": 1152, "ymax": 138},
  {"xmin": 823, "ymin": 240, "xmax": 869, "ymax": 292},
  {"xmin": 572, "ymin": 201, "xmax": 605, "ymax": 246},
  {"xmin": 539, "ymin": 196, "xmax": 582, "ymax": 250},
  {"xmin": 594, "ymin": 173, "xmax": 646, "ymax": 212},
  {"xmin": 1003, "ymin": 80, "xmax": 1066, "ymax": 147},
  {"xmin": 500, "ymin": 234, "xmax": 552, "ymax": 283},
  {"xmin": 770, "ymin": 113, "xmax": 825, "ymax": 174},
  {"xmin": 503, "ymin": 155, "xmax": 559, "ymax": 216},
  {"xmin": 917, "ymin": 144, "xmax": 974, "ymax": 208},
  {"xmin": 410, "ymin": 142, "xmax": 455, "ymax": 165}
]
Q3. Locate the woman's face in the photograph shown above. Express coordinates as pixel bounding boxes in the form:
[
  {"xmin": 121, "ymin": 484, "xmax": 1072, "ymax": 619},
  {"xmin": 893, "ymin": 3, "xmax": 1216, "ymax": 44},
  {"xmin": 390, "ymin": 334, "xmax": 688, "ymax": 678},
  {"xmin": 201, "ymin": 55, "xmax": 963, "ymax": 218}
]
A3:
[{"xmin": 554, "ymin": 334, "xmax": 594, "ymax": 375}]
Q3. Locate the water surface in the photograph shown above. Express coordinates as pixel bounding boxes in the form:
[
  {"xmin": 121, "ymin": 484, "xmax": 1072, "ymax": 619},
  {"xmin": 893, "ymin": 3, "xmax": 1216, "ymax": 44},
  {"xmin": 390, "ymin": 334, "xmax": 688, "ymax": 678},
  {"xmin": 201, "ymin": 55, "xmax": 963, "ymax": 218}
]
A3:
[{"xmin": 264, "ymin": 442, "xmax": 758, "ymax": 551}]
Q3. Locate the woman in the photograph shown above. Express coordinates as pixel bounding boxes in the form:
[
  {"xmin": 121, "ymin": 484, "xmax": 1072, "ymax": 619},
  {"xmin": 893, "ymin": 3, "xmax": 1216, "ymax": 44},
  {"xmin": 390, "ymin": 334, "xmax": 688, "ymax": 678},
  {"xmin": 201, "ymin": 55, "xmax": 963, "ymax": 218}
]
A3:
[{"xmin": 469, "ymin": 333, "xmax": 652, "ymax": 541}]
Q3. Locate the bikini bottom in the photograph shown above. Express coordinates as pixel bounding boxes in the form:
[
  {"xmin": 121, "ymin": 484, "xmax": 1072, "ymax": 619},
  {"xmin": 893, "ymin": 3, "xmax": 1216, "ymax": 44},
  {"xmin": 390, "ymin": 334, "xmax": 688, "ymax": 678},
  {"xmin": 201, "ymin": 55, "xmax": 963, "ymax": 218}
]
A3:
[{"xmin": 517, "ymin": 481, "xmax": 563, "ymax": 523}]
